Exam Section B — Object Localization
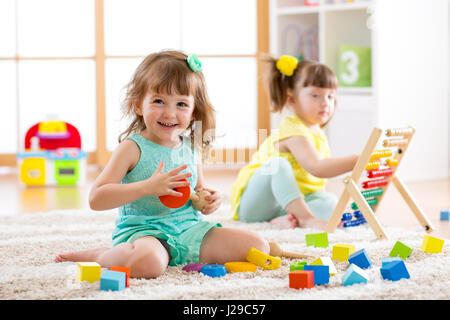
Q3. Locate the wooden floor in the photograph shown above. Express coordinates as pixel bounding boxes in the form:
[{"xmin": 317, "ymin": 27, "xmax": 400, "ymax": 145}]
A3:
[{"xmin": 1, "ymin": 166, "xmax": 449, "ymax": 240}]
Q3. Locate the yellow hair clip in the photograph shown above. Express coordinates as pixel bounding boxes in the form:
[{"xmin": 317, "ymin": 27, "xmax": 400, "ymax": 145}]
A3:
[{"xmin": 276, "ymin": 55, "xmax": 299, "ymax": 77}]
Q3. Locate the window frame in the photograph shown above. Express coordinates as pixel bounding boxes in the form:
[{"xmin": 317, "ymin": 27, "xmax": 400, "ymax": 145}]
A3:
[{"xmin": 0, "ymin": 0, "xmax": 270, "ymax": 167}]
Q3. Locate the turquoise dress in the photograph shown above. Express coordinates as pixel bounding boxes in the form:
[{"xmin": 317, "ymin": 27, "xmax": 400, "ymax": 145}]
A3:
[{"xmin": 111, "ymin": 134, "xmax": 221, "ymax": 266}]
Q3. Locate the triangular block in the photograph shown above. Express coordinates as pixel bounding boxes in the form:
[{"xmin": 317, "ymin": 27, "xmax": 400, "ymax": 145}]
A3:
[
  {"xmin": 311, "ymin": 257, "xmax": 337, "ymax": 276},
  {"xmin": 342, "ymin": 264, "xmax": 368, "ymax": 286}
]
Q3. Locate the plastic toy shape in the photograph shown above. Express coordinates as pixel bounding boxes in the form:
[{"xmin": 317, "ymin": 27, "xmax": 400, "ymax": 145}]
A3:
[
  {"xmin": 182, "ymin": 263, "xmax": 205, "ymax": 272},
  {"xmin": 246, "ymin": 248, "xmax": 281, "ymax": 270},
  {"xmin": 380, "ymin": 260, "xmax": 410, "ymax": 281},
  {"xmin": 159, "ymin": 179, "xmax": 191, "ymax": 208},
  {"xmin": 421, "ymin": 235, "xmax": 444, "ymax": 254},
  {"xmin": 389, "ymin": 241, "xmax": 412, "ymax": 259},
  {"xmin": 100, "ymin": 270, "xmax": 126, "ymax": 291},
  {"xmin": 311, "ymin": 257, "xmax": 337, "ymax": 276},
  {"xmin": 342, "ymin": 264, "xmax": 368, "ymax": 286},
  {"xmin": 289, "ymin": 270, "xmax": 314, "ymax": 290},
  {"xmin": 269, "ymin": 242, "xmax": 314, "ymax": 259},
  {"xmin": 303, "ymin": 265, "xmax": 330, "ymax": 285},
  {"xmin": 109, "ymin": 266, "xmax": 130, "ymax": 287},
  {"xmin": 290, "ymin": 261, "xmax": 307, "ymax": 272},
  {"xmin": 332, "ymin": 244, "xmax": 355, "ymax": 262},
  {"xmin": 200, "ymin": 264, "xmax": 228, "ymax": 278},
  {"xmin": 76, "ymin": 262, "xmax": 101, "ymax": 283},
  {"xmin": 348, "ymin": 249, "xmax": 372, "ymax": 269},
  {"xmin": 304, "ymin": 232, "xmax": 329, "ymax": 248},
  {"xmin": 224, "ymin": 262, "xmax": 257, "ymax": 273}
]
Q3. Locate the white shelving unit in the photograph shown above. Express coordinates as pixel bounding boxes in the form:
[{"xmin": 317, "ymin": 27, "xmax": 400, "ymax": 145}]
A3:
[{"xmin": 269, "ymin": 0, "xmax": 449, "ymax": 181}]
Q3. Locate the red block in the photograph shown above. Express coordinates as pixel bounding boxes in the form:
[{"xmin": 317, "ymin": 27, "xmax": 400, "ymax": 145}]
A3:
[
  {"xmin": 289, "ymin": 270, "xmax": 314, "ymax": 290},
  {"xmin": 110, "ymin": 266, "xmax": 131, "ymax": 287}
]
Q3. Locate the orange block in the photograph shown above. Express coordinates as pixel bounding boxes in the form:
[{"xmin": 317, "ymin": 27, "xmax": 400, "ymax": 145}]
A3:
[
  {"xmin": 110, "ymin": 266, "xmax": 131, "ymax": 287},
  {"xmin": 289, "ymin": 270, "xmax": 314, "ymax": 290}
]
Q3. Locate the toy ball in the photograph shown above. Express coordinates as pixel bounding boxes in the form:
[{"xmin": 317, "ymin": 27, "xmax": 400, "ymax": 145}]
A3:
[{"xmin": 159, "ymin": 179, "xmax": 191, "ymax": 208}]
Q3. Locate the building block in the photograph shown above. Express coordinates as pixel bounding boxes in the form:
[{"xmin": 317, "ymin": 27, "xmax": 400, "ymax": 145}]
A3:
[
  {"xmin": 76, "ymin": 262, "xmax": 101, "ymax": 283},
  {"xmin": 380, "ymin": 260, "xmax": 410, "ymax": 281},
  {"xmin": 440, "ymin": 209, "xmax": 449, "ymax": 221},
  {"xmin": 342, "ymin": 264, "xmax": 368, "ymax": 286},
  {"xmin": 421, "ymin": 235, "xmax": 444, "ymax": 254},
  {"xmin": 332, "ymin": 244, "xmax": 355, "ymax": 262},
  {"xmin": 109, "ymin": 266, "xmax": 130, "ymax": 287},
  {"xmin": 246, "ymin": 248, "xmax": 281, "ymax": 270},
  {"xmin": 100, "ymin": 270, "xmax": 126, "ymax": 291},
  {"xmin": 305, "ymin": 232, "xmax": 329, "ymax": 248},
  {"xmin": 182, "ymin": 263, "xmax": 205, "ymax": 273},
  {"xmin": 224, "ymin": 262, "xmax": 257, "ymax": 273},
  {"xmin": 348, "ymin": 249, "xmax": 372, "ymax": 269},
  {"xmin": 200, "ymin": 264, "xmax": 228, "ymax": 278},
  {"xmin": 389, "ymin": 241, "xmax": 412, "ymax": 259},
  {"xmin": 310, "ymin": 257, "xmax": 337, "ymax": 276},
  {"xmin": 381, "ymin": 257, "xmax": 402, "ymax": 267},
  {"xmin": 290, "ymin": 261, "xmax": 307, "ymax": 271},
  {"xmin": 303, "ymin": 265, "xmax": 329, "ymax": 285},
  {"xmin": 289, "ymin": 270, "xmax": 314, "ymax": 290}
]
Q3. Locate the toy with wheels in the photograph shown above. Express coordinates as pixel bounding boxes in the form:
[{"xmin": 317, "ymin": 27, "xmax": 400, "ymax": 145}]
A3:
[{"xmin": 17, "ymin": 118, "xmax": 87, "ymax": 186}]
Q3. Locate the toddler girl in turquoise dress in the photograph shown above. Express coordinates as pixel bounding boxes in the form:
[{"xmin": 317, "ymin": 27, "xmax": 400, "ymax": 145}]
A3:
[{"xmin": 54, "ymin": 50, "xmax": 269, "ymax": 279}]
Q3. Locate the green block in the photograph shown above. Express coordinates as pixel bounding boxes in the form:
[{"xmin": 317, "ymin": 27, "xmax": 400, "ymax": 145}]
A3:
[
  {"xmin": 290, "ymin": 261, "xmax": 307, "ymax": 271},
  {"xmin": 389, "ymin": 241, "xmax": 412, "ymax": 259},
  {"xmin": 305, "ymin": 232, "xmax": 329, "ymax": 248}
]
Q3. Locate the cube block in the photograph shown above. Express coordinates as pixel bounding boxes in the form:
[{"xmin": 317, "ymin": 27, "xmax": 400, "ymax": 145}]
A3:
[
  {"xmin": 332, "ymin": 244, "xmax": 355, "ymax": 262},
  {"xmin": 381, "ymin": 257, "xmax": 402, "ymax": 267},
  {"xmin": 440, "ymin": 209, "xmax": 450, "ymax": 221},
  {"xmin": 303, "ymin": 265, "xmax": 330, "ymax": 285},
  {"xmin": 290, "ymin": 261, "xmax": 307, "ymax": 271},
  {"xmin": 311, "ymin": 257, "xmax": 337, "ymax": 276},
  {"xmin": 76, "ymin": 262, "xmax": 101, "ymax": 283},
  {"xmin": 389, "ymin": 241, "xmax": 412, "ymax": 259},
  {"xmin": 380, "ymin": 260, "xmax": 410, "ymax": 281},
  {"xmin": 289, "ymin": 270, "xmax": 314, "ymax": 290},
  {"xmin": 109, "ymin": 266, "xmax": 131, "ymax": 287},
  {"xmin": 348, "ymin": 249, "xmax": 372, "ymax": 269},
  {"xmin": 421, "ymin": 235, "xmax": 444, "ymax": 254},
  {"xmin": 305, "ymin": 232, "xmax": 329, "ymax": 248},
  {"xmin": 342, "ymin": 264, "xmax": 368, "ymax": 286},
  {"xmin": 100, "ymin": 270, "xmax": 126, "ymax": 291}
]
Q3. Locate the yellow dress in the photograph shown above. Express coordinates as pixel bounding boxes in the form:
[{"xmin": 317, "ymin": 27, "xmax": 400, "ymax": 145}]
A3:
[{"xmin": 230, "ymin": 115, "xmax": 330, "ymax": 220}]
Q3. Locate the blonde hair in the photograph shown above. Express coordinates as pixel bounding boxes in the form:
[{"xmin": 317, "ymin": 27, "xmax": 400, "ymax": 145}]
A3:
[
  {"xmin": 263, "ymin": 55, "xmax": 338, "ymax": 126},
  {"xmin": 119, "ymin": 50, "xmax": 215, "ymax": 155}
]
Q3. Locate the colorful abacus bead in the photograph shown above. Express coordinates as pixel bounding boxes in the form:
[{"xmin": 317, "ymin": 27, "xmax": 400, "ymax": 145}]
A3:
[
  {"xmin": 367, "ymin": 168, "xmax": 393, "ymax": 178},
  {"xmin": 386, "ymin": 158, "xmax": 399, "ymax": 166},
  {"xmin": 365, "ymin": 161, "xmax": 379, "ymax": 170},
  {"xmin": 370, "ymin": 150, "xmax": 393, "ymax": 159},
  {"xmin": 382, "ymin": 138, "xmax": 408, "ymax": 147},
  {"xmin": 385, "ymin": 127, "xmax": 414, "ymax": 137},
  {"xmin": 361, "ymin": 187, "xmax": 384, "ymax": 198},
  {"xmin": 362, "ymin": 178, "xmax": 388, "ymax": 189}
]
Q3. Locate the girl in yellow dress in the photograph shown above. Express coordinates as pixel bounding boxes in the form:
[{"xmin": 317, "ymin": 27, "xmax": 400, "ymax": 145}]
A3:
[{"xmin": 230, "ymin": 55, "xmax": 359, "ymax": 229}]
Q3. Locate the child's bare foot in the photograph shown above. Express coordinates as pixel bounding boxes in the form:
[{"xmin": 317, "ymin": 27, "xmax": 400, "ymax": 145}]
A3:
[
  {"xmin": 296, "ymin": 216, "xmax": 328, "ymax": 230},
  {"xmin": 270, "ymin": 213, "xmax": 298, "ymax": 229},
  {"xmin": 54, "ymin": 247, "xmax": 109, "ymax": 263}
]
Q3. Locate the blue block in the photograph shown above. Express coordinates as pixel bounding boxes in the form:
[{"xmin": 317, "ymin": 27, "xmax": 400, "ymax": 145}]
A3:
[
  {"xmin": 342, "ymin": 264, "xmax": 368, "ymax": 286},
  {"xmin": 303, "ymin": 265, "xmax": 329, "ymax": 285},
  {"xmin": 440, "ymin": 210, "xmax": 450, "ymax": 221},
  {"xmin": 201, "ymin": 264, "xmax": 227, "ymax": 278},
  {"xmin": 381, "ymin": 257, "xmax": 402, "ymax": 267},
  {"xmin": 380, "ymin": 260, "xmax": 410, "ymax": 281},
  {"xmin": 100, "ymin": 270, "xmax": 126, "ymax": 291},
  {"xmin": 348, "ymin": 249, "xmax": 372, "ymax": 269}
]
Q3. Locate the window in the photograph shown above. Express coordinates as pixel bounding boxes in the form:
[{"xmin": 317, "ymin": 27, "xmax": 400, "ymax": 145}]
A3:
[{"xmin": 0, "ymin": 0, "xmax": 269, "ymax": 166}]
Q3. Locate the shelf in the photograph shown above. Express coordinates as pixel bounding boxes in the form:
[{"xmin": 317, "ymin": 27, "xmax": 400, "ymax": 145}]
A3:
[{"xmin": 338, "ymin": 87, "xmax": 373, "ymax": 95}]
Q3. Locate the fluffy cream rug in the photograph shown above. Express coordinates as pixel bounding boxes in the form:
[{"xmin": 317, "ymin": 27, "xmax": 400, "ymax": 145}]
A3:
[{"xmin": 0, "ymin": 205, "xmax": 448, "ymax": 300}]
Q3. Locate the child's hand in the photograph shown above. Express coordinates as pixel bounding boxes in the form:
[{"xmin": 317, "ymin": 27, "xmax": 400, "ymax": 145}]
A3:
[
  {"xmin": 143, "ymin": 161, "xmax": 192, "ymax": 197},
  {"xmin": 196, "ymin": 186, "xmax": 221, "ymax": 215}
]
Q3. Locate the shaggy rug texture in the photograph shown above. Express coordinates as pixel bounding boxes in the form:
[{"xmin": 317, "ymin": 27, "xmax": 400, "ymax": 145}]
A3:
[{"xmin": 0, "ymin": 205, "xmax": 448, "ymax": 300}]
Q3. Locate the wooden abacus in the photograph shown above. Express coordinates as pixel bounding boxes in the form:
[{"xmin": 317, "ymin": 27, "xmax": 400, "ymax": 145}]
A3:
[{"xmin": 325, "ymin": 126, "xmax": 434, "ymax": 240}]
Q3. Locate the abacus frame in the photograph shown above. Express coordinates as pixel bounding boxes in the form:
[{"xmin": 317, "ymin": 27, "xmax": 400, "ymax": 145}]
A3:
[{"xmin": 325, "ymin": 126, "xmax": 434, "ymax": 240}]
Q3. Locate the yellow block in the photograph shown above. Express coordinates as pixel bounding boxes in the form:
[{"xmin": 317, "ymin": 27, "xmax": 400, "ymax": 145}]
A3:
[
  {"xmin": 311, "ymin": 257, "xmax": 337, "ymax": 276},
  {"xmin": 246, "ymin": 248, "xmax": 281, "ymax": 270},
  {"xmin": 224, "ymin": 262, "xmax": 257, "ymax": 273},
  {"xmin": 77, "ymin": 262, "xmax": 101, "ymax": 282},
  {"xmin": 332, "ymin": 244, "xmax": 355, "ymax": 262},
  {"xmin": 421, "ymin": 235, "xmax": 444, "ymax": 254}
]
